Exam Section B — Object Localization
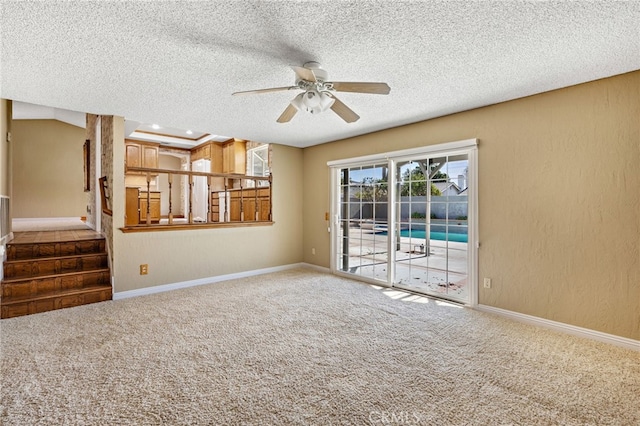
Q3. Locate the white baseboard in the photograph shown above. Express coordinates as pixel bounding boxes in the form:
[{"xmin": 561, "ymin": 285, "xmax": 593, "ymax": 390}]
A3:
[
  {"xmin": 113, "ymin": 263, "xmax": 311, "ymax": 300},
  {"xmin": 12, "ymin": 217, "xmax": 83, "ymax": 222},
  {"xmin": 476, "ymin": 304, "xmax": 639, "ymax": 352},
  {"xmin": 300, "ymin": 262, "xmax": 331, "ymax": 273}
]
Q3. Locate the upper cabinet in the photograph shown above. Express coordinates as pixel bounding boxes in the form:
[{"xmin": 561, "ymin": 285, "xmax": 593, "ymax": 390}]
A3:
[
  {"xmin": 125, "ymin": 143, "xmax": 141, "ymax": 169},
  {"xmin": 190, "ymin": 140, "xmax": 245, "ymax": 174},
  {"xmin": 190, "ymin": 143, "xmax": 211, "ymax": 162},
  {"xmin": 142, "ymin": 144, "xmax": 159, "ymax": 169},
  {"xmin": 190, "ymin": 140, "xmax": 245, "ymax": 190},
  {"xmin": 125, "ymin": 140, "xmax": 159, "ymax": 175},
  {"xmin": 222, "ymin": 140, "xmax": 246, "ymax": 174}
]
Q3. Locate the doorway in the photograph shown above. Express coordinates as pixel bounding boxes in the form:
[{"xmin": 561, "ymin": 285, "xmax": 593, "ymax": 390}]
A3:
[
  {"xmin": 191, "ymin": 159, "xmax": 211, "ymax": 222},
  {"xmin": 330, "ymin": 140, "xmax": 477, "ymax": 305}
]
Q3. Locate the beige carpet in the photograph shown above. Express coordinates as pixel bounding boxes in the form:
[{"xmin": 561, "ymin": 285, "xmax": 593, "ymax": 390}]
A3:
[
  {"xmin": 1, "ymin": 269, "xmax": 638, "ymax": 425},
  {"xmin": 11, "ymin": 218, "xmax": 91, "ymax": 232}
]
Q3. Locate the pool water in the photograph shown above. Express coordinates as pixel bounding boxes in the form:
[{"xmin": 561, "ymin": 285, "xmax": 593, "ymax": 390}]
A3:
[
  {"xmin": 382, "ymin": 229, "xmax": 468, "ymax": 243},
  {"xmin": 407, "ymin": 230, "xmax": 467, "ymax": 243}
]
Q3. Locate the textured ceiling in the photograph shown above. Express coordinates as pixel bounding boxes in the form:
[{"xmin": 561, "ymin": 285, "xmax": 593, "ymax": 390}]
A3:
[{"xmin": 1, "ymin": 1, "xmax": 639, "ymax": 148}]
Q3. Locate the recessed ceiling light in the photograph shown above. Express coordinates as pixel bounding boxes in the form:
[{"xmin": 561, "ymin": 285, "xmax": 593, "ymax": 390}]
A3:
[
  {"xmin": 151, "ymin": 124, "xmax": 160, "ymax": 130},
  {"xmin": 186, "ymin": 130, "xmax": 193, "ymax": 135}
]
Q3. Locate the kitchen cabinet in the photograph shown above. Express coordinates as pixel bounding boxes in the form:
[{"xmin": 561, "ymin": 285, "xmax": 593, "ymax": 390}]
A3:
[
  {"xmin": 191, "ymin": 142, "xmax": 223, "ymax": 166},
  {"xmin": 125, "ymin": 187, "xmax": 161, "ymax": 225},
  {"xmin": 125, "ymin": 187, "xmax": 140, "ymax": 226},
  {"xmin": 211, "ymin": 187, "xmax": 271, "ymax": 222},
  {"xmin": 139, "ymin": 191, "xmax": 161, "ymax": 223},
  {"xmin": 190, "ymin": 142, "xmax": 225, "ymax": 191},
  {"xmin": 222, "ymin": 140, "xmax": 246, "ymax": 174},
  {"xmin": 125, "ymin": 140, "xmax": 159, "ymax": 174},
  {"xmin": 191, "ymin": 143, "xmax": 211, "ymax": 162}
]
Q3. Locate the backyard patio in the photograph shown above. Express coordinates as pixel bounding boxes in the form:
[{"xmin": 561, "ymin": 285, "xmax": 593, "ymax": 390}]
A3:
[{"xmin": 338, "ymin": 225, "xmax": 469, "ymax": 303}]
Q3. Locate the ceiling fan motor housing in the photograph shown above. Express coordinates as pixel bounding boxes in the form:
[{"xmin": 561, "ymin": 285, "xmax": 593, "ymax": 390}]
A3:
[
  {"xmin": 304, "ymin": 61, "xmax": 327, "ymax": 79},
  {"xmin": 297, "ymin": 61, "xmax": 328, "ymax": 84}
]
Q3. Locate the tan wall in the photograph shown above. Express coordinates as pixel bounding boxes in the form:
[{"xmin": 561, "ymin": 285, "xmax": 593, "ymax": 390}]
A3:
[
  {"xmin": 302, "ymin": 71, "xmax": 640, "ymax": 340},
  {"xmin": 112, "ymin": 143, "xmax": 304, "ymax": 292},
  {"xmin": 12, "ymin": 119, "xmax": 87, "ymax": 218}
]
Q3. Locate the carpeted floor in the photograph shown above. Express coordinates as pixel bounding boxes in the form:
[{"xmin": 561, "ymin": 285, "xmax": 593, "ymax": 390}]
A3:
[{"xmin": 1, "ymin": 268, "xmax": 638, "ymax": 425}]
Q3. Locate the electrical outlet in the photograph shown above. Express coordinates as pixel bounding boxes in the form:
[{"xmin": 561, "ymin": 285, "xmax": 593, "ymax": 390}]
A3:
[
  {"xmin": 312, "ymin": 248, "xmax": 316, "ymax": 255},
  {"xmin": 325, "ymin": 212, "xmax": 329, "ymax": 220},
  {"xmin": 483, "ymin": 277, "xmax": 491, "ymax": 289},
  {"xmin": 140, "ymin": 264, "xmax": 148, "ymax": 275}
]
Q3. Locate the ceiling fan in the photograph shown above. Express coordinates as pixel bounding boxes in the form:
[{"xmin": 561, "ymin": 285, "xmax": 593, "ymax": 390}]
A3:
[{"xmin": 232, "ymin": 61, "xmax": 390, "ymax": 123}]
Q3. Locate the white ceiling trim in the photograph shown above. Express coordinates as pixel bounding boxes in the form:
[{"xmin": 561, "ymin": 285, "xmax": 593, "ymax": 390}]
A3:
[{"xmin": 12, "ymin": 101, "xmax": 86, "ymax": 129}]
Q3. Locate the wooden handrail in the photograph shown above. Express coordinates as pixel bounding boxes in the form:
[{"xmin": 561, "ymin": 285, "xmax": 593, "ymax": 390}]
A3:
[{"xmin": 125, "ymin": 166, "xmax": 269, "ymax": 181}]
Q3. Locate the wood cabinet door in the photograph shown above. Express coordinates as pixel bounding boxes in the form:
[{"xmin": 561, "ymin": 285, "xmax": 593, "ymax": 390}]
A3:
[
  {"xmin": 139, "ymin": 198, "xmax": 150, "ymax": 222},
  {"xmin": 229, "ymin": 198, "xmax": 241, "ymax": 221},
  {"xmin": 126, "ymin": 144, "xmax": 141, "ymax": 169},
  {"xmin": 191, "ymin": 147, "xmax": 201, "ymax": 161},
  {"xmin": 140, "ymin": 197, "xmax": 161, "ymax": 222},
  {"xmin": 222, "ymin": 144, "xmax": 231, "ymax": 173},
  {"xmin": 125, "ymin": 188, "xmax": 140, "ymax": 226},
  {"xmin": 150, "ymin": 199, "xmax": 161, "ymax": 221},
  {"xmin": 211, "ymin": 144, "xmax": 223, "ymax": 173},
  {"xmin": 142, "ymin": 145, "xmax": 158, "ymax": 169},
  {"xmin": 243, "ymin": 199, "xmax": 256, "ymax": 221},
  {"xmin": 233, "ymin": 141, "xmax": 246, "ymax": 174},
  {"xmin": 259, "ymin": 199, "xmax": 271, "ymax": 221},
  {"xmin": 202, "ymin": 144, "xmax": 211, "ymax": 160},
  {"xmin": 222, "ymin": 141, "xmax": 246, "ymax": 173}
]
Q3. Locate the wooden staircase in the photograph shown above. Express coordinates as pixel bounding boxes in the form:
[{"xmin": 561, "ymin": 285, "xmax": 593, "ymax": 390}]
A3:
[{"xmin": 1, "ymin": 230, "xmax": 112, "ymax": 319}]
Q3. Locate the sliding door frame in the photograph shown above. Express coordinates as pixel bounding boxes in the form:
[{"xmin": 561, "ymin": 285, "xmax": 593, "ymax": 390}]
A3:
[{"xmin": 328, "ymin": 138, "xmax": 479, "ymax": 306}]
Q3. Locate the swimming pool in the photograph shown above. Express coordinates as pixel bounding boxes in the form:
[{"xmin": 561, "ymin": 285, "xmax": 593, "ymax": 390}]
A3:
[
  {"xmin": 405, "ymin": 229, "xmax": 467, "ymax": 243},
  {"xmin": 380, "ymin": 229, "xmax": 468, "ymax": 243}
]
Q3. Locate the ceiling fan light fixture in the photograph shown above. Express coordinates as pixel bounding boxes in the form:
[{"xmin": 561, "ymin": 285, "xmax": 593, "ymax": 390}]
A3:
[
  {"xmin": 318, "ymin": 91, "xmax": 335, "ymax": 111},
  {"xmin": 290, "ymin": 93, "xmax": 305, "ymax": 111},
  {"xmin": 297, "ymin": 89, "xmax": 334, "ymax": 114}
]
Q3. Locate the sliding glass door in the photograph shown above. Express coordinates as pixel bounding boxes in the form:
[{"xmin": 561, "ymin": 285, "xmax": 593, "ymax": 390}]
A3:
[
  {"xmin": 393, "ymin": 155, "xmax": 469, "ymax": 302},
  {"xmin": 331, "ymin": 141, "xmax": 477, "ymax": 305},
  {"xmin": 337, "ymin": 163, "xmax": 390, "ymax": 282}
]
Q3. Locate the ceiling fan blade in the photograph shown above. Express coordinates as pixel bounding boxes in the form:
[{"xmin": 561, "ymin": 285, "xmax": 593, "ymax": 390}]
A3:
[
  {"xmin": 291, "ymin": 66, "xmax": 317, "ymax": 82},
  {"xmin": 232, "ymin": 86, "xmax": 298, "ymax": 96},
  {"xmin": 276, "ymin": 103, "xmax": 299, "ymax": 123},
  {"xmin": 330, "ymin": 82, "xmax": 390, "ymax": 95},
  {"xmin": 329, "ymin": 95, "xmax": 360, "ymax": 123}
]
